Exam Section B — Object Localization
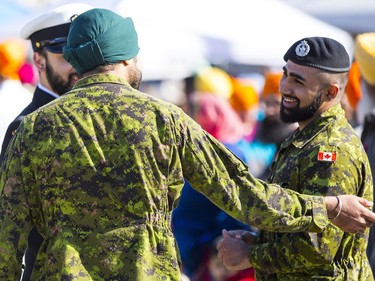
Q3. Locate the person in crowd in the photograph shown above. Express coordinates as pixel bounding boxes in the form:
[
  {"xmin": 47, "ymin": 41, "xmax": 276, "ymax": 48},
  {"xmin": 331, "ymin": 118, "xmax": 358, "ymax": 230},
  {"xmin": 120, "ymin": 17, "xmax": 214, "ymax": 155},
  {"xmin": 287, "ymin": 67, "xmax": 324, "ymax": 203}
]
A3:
[
  {"xmin": 217, "ymin": 36, "xmax": 374, "ymax": 280},
  {"xmin": 355, "ymin": 32, "xmax": 375, "ymax": 277},
  {"xmin": 229, "ymin": 77, "xmax": 259, "ymax": 144},
  {"xmin": 18, "ymin": 61, "xmax": 39, "ymax": 88},
  {"xmin": 194, "ymin": 66, "xmax": 234, "ymax": 100},
  {"xmin": 0, "ymin": 9, "xmax": 374, "ymax": 280},
  {"xmin": 0, "ymin": 4, "xmax": 93, "ymax": 280},
  {"xmin": 341, "ymin": 60, "xmax": 362, "ymax": 130},
  {"xmin": 0, "ymin": 38, "xmax": 32, "ymax": 149},
  {"xmin": 172, "ymin": 92, "xmax": 255, "ymax": 278},
  {"xmin": 356, "ymin": 35, "xmax": 375, "ymax": 127},
  {"xmin": 181, "ymin": 65, "xmax": 234, "ymax": 118}
]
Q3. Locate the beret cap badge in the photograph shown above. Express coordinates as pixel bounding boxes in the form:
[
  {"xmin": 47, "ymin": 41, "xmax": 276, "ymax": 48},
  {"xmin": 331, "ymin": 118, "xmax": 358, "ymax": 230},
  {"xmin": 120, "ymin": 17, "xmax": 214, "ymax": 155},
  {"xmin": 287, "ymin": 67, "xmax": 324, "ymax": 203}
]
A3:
[{"xmin": 295, "ymin": 40, "xmax": 310, "ymax": 57}]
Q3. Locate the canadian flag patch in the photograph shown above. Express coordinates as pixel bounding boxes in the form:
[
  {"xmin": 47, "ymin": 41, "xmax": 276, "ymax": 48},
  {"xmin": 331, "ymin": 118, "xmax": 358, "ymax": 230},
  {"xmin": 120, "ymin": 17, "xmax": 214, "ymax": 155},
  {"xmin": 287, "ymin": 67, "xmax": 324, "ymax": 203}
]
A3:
[{"xmin": 317, "ymin": 151, "xmax": 337, "ymax": 162}]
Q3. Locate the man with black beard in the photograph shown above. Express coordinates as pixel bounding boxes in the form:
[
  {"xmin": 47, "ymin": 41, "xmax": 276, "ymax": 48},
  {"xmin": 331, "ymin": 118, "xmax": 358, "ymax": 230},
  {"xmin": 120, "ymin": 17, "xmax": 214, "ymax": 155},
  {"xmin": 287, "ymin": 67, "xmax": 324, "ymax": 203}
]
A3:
[
  {"xmin": 0, "ymin": 4, "xmax": 92, "ymax": 280},
  {"xmin": 217, "ymin": 37, "xmax": 374, "ymax": 280}
]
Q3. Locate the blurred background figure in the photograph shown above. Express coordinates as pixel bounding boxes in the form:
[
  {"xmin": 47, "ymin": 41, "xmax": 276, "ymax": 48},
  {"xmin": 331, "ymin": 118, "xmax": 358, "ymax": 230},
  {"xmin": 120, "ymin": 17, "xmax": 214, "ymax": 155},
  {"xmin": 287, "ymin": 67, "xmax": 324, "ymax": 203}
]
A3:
[
  {"xmin": 355, "ymin": 32, "xmax": 375, "ymax": 277},
  {"xmin": 172, "ymin": 90, "xmax": 256, "ymax": 280},
  {"xmin": 341, "ymin": 60, "xmax": 362, "ymax": 130},
  {"xmin": 191, "ymin": 93, "xmax": 245, "ymax": 155},
  {"xmin": 183, "ymin": 65, "xmax": 234, "ymax": 117},
  {"xmin": 18, "ymin": 61, "xmax": 39, "ymax": 89},
  {"xmin": 194, "ymin": 66, "xmax": 234, "ymax": 100},
  {"xmin": 0, "ymin": 38, "xmax": 32, "ymax": 149},
  {"xmin": 356, "ymin": 33, "xmax": 375, "ymax": 127},
  {"xmin": 238, "ymin": 71, "xmax": 297, "ymax": 180},
  {"xmin": 229, "ymin": 77, "xmax": 259, "ymax": 143}
]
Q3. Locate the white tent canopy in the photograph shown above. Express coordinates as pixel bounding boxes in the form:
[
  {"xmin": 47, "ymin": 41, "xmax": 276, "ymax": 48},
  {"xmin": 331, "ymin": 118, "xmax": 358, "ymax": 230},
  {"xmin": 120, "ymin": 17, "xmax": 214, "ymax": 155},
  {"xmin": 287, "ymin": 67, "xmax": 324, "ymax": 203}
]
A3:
[
  {"xmin": 115, "ymin": 0, "xmax": 354, "ymax": 74},
  {"xmin": 123, "ymin": 22, "xmax": 209, "ymax": 81},
  {"xmin": 4, "ymin": 0, "xmax": 355, "ymax": 80}
]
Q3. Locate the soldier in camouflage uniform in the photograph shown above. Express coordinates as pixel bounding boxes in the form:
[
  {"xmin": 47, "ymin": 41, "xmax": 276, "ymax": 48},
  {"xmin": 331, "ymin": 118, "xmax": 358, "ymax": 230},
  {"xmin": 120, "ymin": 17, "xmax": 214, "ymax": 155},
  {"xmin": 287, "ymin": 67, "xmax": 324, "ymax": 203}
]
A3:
[
  {"xmin": 0, "ymin": 10, "xmax": 374, "ymax": 281},
  {"xmin": 217, "ymin": 37, "xmax": 374, "ymax": 280}
]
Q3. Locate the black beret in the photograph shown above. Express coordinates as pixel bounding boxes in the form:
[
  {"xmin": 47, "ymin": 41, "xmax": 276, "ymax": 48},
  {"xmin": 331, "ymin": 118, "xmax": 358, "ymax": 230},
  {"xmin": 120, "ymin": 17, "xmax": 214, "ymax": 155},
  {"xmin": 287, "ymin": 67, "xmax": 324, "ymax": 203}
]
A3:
[{"xmin": 283, "ymin": 37, "xmax": 350, "ymax": 73}]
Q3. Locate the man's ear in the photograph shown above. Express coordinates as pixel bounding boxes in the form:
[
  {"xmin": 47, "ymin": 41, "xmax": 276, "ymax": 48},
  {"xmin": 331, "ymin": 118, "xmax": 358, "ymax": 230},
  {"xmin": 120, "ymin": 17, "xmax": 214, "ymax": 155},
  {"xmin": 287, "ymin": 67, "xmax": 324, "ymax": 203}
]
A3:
[
  {"xmin": 122, "ymin": 59, "xmax": 131, "ymax": 67},
  {"xmin": 33, "ymin": 52, "xmax": 45, "ymax": 71},
  {"xmin": 326, "ymin": 85, "xmax": 339, "ymax": 100}
]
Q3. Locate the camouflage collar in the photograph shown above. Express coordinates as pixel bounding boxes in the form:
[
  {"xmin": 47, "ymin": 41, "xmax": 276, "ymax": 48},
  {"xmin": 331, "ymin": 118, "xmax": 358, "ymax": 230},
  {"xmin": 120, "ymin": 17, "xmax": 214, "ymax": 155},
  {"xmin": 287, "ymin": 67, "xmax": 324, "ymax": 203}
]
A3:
[
  {"xmin": 72, "ymin": 73, "xmax": 129, "ymax": 90},
  {"xmin": 281, "ymin": 104, "xmax": 346, "ymax": 149}
]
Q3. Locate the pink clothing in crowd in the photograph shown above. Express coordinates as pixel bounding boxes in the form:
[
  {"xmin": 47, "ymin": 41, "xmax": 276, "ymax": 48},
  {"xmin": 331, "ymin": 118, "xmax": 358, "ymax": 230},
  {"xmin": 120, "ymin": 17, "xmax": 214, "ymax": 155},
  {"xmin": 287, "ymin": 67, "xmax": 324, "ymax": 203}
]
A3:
[{"xmin": 193, "ymin": 93, "xmax": 244, "ymax": 144}]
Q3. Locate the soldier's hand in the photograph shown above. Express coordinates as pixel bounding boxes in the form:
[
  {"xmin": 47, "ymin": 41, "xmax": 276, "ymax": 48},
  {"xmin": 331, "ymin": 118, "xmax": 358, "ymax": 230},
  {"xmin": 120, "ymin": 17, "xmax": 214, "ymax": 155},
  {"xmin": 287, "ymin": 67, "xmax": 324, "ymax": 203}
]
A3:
[
  {"xmin": 327, "ymin": 195, "xmax": 375, "ymax": 233},
  {"xmin": 216, "ymin": 229, "xmax": 252, "ymax": 271},
  {"xmin": 223, "ymin": 229, "xmax": 256, "ymax": 244}
]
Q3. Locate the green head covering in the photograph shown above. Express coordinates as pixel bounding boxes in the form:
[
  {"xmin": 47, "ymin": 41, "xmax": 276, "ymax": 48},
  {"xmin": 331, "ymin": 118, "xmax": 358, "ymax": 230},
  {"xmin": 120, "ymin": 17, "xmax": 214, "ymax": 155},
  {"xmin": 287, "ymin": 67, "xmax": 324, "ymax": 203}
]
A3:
[{"xmin": 63, "ymin": 8, "xmax": 139, "ymax": 75}]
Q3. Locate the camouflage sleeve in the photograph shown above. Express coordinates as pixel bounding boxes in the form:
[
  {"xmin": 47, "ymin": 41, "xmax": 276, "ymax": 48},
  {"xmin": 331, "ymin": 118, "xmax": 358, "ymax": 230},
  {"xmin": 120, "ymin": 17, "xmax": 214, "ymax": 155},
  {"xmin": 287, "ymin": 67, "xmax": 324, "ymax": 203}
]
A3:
[
  {"xmin": 248, "ymin": 145, "xmax": 372, "ymax": 273},
  {"xmin": 248, "ymin": 226, "xmax": 344, "ymax": 274},
  {"xmin": 174, "ymin": 113, "xmax": 329, "ymax": 233},
  {"xmin": 0, "ymin": 123, "xmax": 33, "ymax": 280}
]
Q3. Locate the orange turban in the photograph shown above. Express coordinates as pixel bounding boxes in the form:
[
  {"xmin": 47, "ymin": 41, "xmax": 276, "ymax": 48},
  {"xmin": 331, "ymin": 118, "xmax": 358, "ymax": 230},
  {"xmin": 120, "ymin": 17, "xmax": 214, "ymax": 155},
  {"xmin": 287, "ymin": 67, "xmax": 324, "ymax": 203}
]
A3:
[
  {"xmin": 345, "ymin": 61, "xmax": 361, "ymax": 109},
  {"xmin": 229, "ymin": 77, "xmax": 258, "ymax": 111},
  {"xmin": 262, "ymin": 72, "xmax": 282, "ymax": 98},
  {"xmin": 0, "ymin": 38, "xmax": 28, "ymax": 80}
]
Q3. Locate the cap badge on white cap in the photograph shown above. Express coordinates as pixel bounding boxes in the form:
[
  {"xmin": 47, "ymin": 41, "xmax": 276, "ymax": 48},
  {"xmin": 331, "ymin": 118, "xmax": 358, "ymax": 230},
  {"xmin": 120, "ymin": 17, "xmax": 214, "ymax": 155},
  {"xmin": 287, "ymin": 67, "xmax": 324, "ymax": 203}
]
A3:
[
  {"xmin": 295, "ymin": 40, "xmax": 310, "ymax": 57},
  {"xmin": 70, "ymin": 14, "xmax": 79, "ymax": 22}
]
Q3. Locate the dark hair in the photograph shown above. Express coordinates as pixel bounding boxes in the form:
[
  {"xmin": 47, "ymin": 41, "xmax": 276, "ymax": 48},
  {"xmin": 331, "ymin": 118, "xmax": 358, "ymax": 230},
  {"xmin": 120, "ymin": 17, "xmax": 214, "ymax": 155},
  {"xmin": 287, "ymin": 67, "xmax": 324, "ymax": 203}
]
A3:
[{"xmin": 82, "ymin": 62, "xmax": 119, "ymax": 76}]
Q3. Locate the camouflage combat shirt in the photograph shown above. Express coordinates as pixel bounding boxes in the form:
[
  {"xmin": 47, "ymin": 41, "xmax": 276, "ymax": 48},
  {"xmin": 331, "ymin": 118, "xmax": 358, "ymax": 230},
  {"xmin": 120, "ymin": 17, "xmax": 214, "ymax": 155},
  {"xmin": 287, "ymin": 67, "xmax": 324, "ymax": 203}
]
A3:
[
  {"xmin": 0, "ymin": 74, "xmax": 330, "ymax": 280},
  {"xmin": 250, "ymin": 104, "xmax": 374, "ymax": 280}
]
